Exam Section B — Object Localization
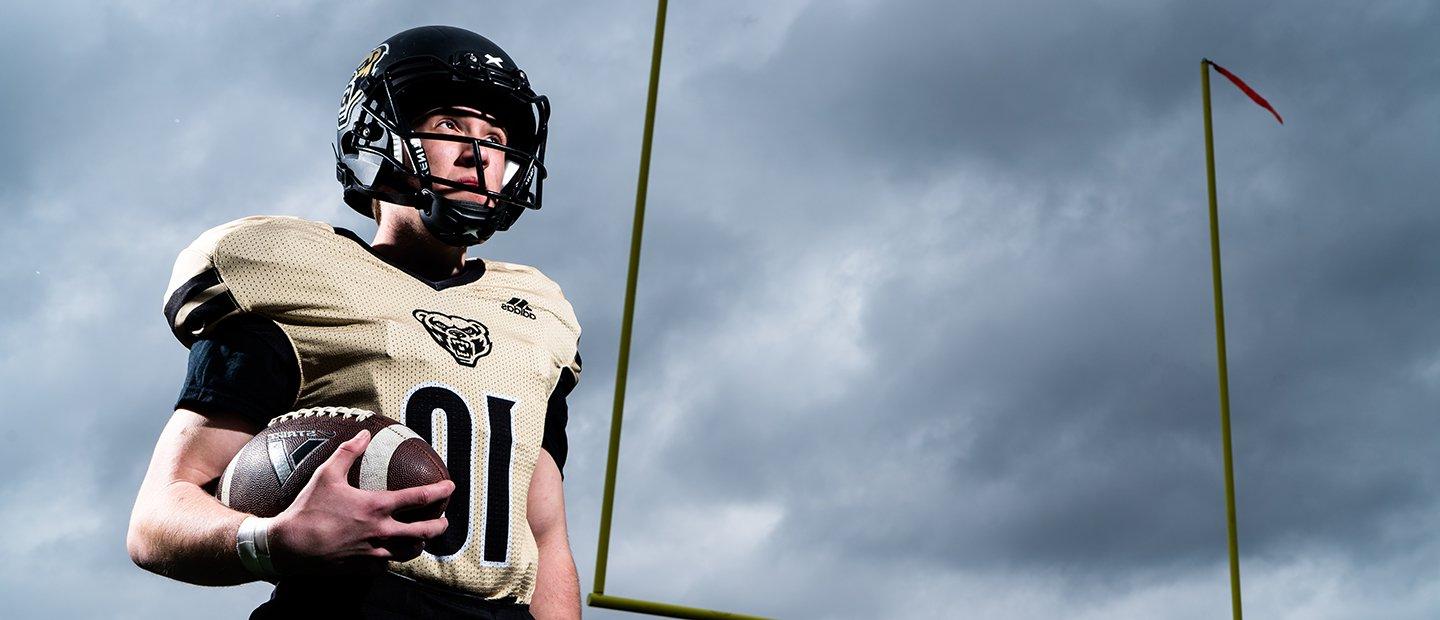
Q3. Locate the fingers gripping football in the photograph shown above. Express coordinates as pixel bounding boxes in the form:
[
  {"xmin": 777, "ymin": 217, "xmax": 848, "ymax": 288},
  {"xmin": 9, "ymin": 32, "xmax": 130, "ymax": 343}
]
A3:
[
  {"xmin": 272, "ymin": 431, "xmax": 454, "ymax": 573},
  {"xmin": 315, "ymin": 427, "xmax": 371, "ymax": 483},
  {"xmin": 216, "ymin": 408, "xmax": 452, "ymax": 576}
]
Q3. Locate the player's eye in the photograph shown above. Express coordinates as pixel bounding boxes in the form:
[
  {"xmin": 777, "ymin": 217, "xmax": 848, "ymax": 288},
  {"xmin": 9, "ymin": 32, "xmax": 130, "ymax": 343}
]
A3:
[{"xmin": 436, "ymin": 118, "xmax": 460, "ymax": 131}]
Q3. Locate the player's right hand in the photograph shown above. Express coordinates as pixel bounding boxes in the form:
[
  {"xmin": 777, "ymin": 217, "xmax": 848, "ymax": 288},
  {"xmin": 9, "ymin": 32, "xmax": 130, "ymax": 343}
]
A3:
[{"xmin": 267, "ymin": 430, "xmax": 454, "ymax": 575}]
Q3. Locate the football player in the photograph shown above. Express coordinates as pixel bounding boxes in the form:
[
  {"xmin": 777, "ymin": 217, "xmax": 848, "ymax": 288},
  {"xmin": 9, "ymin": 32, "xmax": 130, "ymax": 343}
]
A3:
[{"xmin": 127, "ymin": 26, "xmax": 581, "ymax": 620}]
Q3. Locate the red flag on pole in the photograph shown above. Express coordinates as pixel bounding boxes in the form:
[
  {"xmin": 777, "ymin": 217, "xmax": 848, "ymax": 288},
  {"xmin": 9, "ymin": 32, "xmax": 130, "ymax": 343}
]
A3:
[{"xmin": 1205, "ymin": 59, "xmax": 1284, "ymax": 124}]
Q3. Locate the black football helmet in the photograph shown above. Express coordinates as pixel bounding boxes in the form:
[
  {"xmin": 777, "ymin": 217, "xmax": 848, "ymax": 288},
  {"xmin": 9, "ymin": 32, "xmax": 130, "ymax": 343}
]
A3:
[{"xmin": 335, "ymin": 25, "xmax": 550, "ymax": 246}]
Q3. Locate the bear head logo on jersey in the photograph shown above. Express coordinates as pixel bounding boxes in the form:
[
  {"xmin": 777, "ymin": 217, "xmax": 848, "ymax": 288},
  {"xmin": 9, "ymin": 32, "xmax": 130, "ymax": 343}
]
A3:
[{"xmin": 413, "ymin": 309, "xmax": 493, "ymax": 366}]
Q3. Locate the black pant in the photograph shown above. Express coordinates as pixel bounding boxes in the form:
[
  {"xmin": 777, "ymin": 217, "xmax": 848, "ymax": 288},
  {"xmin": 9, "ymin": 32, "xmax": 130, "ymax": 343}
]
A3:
[{"xmin": 250, "ymin": 572, "xmax": 533, "ymax": 619}]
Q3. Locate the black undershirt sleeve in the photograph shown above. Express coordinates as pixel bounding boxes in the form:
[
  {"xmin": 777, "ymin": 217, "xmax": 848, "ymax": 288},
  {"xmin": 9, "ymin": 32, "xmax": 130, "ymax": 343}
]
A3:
[
  {"xmin": 541, "ymin": 358, "xmax": 578, "ymax": 478},
  {"xmin": 175, "ymin": 314, "xmax": 300, "ymax": 428}
]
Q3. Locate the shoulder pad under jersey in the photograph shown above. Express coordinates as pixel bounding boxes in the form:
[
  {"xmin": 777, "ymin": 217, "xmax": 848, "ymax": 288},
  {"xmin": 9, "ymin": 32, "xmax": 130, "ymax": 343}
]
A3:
[{"xmin": 162, "ymin": 216, "xmax": 330, "ymax": 346}]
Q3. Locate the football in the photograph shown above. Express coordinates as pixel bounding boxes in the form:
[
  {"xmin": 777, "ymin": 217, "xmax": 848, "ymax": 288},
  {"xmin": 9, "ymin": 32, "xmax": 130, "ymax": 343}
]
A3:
[{"xmin": 217, "ymin": 407, "xmax": 450, "ymax": 520}]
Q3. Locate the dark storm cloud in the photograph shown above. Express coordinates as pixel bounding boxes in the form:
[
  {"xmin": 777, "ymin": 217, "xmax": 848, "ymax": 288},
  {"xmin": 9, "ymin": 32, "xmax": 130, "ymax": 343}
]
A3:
[
  {"xmin": 591, "ymin": 0, "xmax": 1440, "ymax": 614},
  {"xmin": 1, "ymin": 0, "xmax": 1437, "ymax": 618}
]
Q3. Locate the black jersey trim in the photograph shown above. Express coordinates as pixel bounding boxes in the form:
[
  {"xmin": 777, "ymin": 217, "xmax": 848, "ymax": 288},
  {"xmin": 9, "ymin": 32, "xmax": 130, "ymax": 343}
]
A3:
[
  {"xmin": 332, "ymin": 227, "xmax": 486, "ymax": 291},
  {"xmin": 164, "ymin": 267, "xmax": 222, "ymax": 327},
  {"xmin": 166, "ymin": 273, "xmax": 242, "ymax": 348},
  {"xmin": 165, "ymin": 268, "xmax": 238, "ymax": 347},
  {"xmin": 188, "ymin": 289, "xmax": 240, "ymax": 325},
  {"xmin": 542, "ymin": 361, "xmax": 577, "ymax": 477}
]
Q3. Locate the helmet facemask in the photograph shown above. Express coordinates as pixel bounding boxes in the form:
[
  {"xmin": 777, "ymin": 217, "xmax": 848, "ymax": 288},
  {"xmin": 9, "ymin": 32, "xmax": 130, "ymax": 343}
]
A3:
[{"xmin": 336, "ymin": 32, "xmax": 549, "ymax": 246}]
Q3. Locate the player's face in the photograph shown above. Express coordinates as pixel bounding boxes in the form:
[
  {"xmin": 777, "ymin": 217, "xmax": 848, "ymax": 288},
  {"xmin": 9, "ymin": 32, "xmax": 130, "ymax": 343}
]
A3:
[{"xmin": 414, "ymin": 106, "xmax": 509, "ymax": 206}]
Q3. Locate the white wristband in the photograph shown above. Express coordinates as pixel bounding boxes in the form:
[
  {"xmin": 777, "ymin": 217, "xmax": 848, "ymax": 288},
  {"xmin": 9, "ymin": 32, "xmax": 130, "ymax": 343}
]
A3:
[{"xmin": 236, "ymin": 516, "xmax": 280, "ymax": 579}]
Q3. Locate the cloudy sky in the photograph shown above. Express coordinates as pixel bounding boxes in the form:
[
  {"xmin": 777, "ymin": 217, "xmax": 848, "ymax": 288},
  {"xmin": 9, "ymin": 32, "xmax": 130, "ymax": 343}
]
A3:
[{"xmin": 1, "ymin": 0, "xmax": 1436, "ymax": 618}]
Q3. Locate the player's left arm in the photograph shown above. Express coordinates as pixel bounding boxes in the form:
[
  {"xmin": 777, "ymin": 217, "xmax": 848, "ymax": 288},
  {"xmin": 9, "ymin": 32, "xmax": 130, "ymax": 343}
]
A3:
[{"xmin": 527, "ymin": 450, "xmax": 580, "ymax": 620}]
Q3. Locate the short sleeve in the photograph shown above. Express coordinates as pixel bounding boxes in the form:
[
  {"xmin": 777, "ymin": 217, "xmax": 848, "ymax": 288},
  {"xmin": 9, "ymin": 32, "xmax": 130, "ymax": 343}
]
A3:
[
  {"xmin": 541, "ymin": 352, "xmax": 580, "ymax": 477},
  {"xmin": 175, "ymin": 314, "xmax": 301, "ymax": 427},
  {"xmin": 163, "ymin": 229, "xmax": 243, "ymax": 347}
]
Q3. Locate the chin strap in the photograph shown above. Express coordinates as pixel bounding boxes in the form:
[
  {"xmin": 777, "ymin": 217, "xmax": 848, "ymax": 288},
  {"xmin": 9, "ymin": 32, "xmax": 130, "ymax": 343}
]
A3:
[{"xmin": 418, "ymin": 190, "xmax": 526, "ymax": 247}]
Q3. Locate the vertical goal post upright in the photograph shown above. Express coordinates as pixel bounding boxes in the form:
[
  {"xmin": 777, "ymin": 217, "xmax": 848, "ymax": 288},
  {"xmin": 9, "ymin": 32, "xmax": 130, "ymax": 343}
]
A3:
[
  {"xmin": 586, "ymin": 1, "xmax": 772, "ymax": 618},
  {"xmin": 1199, "ymin": 57, "xmax": 1283, "ymax": 620}
]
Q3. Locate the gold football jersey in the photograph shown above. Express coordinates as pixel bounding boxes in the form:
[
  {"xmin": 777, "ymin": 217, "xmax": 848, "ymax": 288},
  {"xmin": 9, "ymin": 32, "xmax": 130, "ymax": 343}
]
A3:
[{"xmin": 163, "ymin": 215, "xmax": 581, "ymax": 603}]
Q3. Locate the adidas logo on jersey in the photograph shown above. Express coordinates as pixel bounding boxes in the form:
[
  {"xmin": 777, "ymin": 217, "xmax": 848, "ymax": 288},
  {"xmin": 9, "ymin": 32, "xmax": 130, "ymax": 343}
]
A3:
[
  {"xmin": 501, "ymin": 297, "xmax": 537, "ymax": 320},
  {"xmin": 414, "ymin": 309, "xmax": 493, "ymax": 366}
]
